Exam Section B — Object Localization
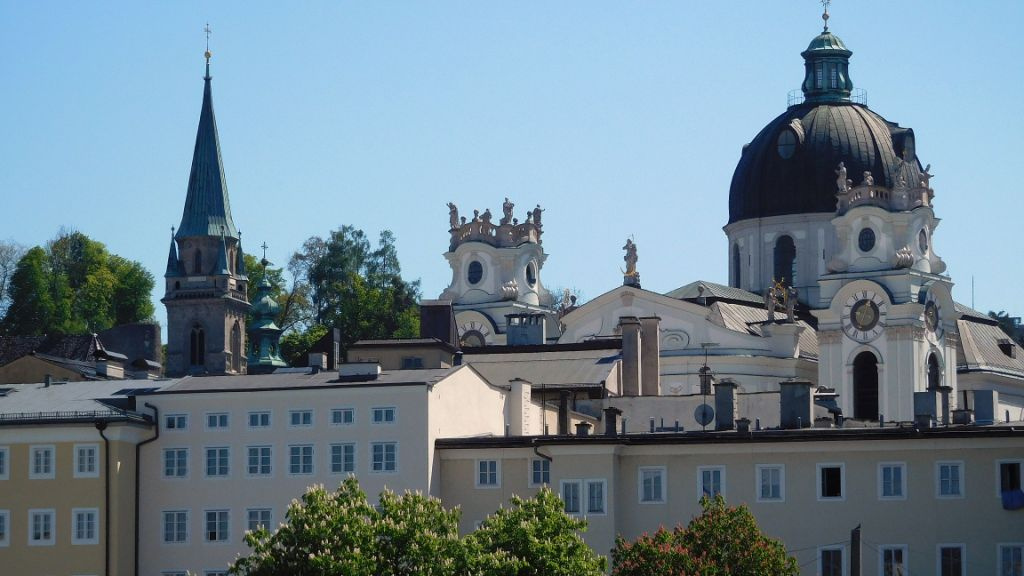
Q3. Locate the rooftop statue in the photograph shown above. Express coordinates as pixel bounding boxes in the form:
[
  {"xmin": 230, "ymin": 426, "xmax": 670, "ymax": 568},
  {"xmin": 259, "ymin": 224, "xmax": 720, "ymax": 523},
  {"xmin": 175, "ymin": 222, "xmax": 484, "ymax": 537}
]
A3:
[
  {"xmin": 623, "ymin": 238, "xmax": 638, "ymax": 277},
  {"xmin": 835, "ymin": 162, "xmax": 850, "ymax": 192},
  {"xmin": 500, "ymin": 197, "xmax": 514, "ymax": 226},
  {"xmin": 533, "ymin": 204, "xmax": 544, "ymax": 228},
  {"xmin": 447, "ymin": 202, "xmax": 459, "ymax": 230}
]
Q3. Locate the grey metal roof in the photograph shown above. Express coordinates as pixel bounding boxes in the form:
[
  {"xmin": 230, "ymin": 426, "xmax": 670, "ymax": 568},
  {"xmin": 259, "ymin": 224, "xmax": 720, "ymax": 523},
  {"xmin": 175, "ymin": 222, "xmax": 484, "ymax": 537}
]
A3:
[
  {"xmin": 711, "ymin": 302, "xmax": 819, "ymax": 359},
  {"xmin": 150, "ymin": 367, "xmax": 465, "ymax": 394},
  {"xmin": 954, "ymin": 301, "xmax": 995, "ymax": 323},
  {"xmin": 665, "ymin": 280, "xmax": 764, "ymax": 305},
  {"xmin": 0, "ymin": 378, "xmax": 174, "ymax": 420},
  {"xmin": 466, "ymin": 349, "xmax": 618, "ymax": 389},
  {"xmin": 174, "ymin": 68, "xmax": 238, "ymax": 240},
  {"xmin": 957, "ymin": 317, "xmax": 1024, "ymax": 376}
]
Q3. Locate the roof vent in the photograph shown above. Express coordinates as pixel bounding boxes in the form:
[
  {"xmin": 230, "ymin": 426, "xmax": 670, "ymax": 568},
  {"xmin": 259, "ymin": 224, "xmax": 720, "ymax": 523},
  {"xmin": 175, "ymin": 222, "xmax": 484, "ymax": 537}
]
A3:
[
  {"xmin": 998, "ymin": 338, "xmax": 1017, "ymax": 359},
  {"xmin": 338, "ymin": 362, "xmax": 381, "ymax": 380}
]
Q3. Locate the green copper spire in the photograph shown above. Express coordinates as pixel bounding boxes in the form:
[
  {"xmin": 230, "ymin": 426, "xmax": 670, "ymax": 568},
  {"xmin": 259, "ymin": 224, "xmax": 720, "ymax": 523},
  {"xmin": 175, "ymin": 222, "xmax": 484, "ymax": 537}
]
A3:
[
  {"xmin": 247, "ymin": 275, "xmax": 287, "ymax": 373},
  {"xmin": 800, "ymin": 4, "xmax": 854, "ymax": 104},
  {"xmin": 175, "ymin": 49, "xmax": 239, "ymax": 240}
]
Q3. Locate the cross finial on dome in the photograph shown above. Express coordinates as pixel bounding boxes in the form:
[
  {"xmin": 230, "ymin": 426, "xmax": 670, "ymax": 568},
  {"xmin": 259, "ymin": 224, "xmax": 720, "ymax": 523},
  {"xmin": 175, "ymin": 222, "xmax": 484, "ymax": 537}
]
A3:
[
  {"xmin": 821, "ymin": 0, "xmax": 831, "ymax": 32},
  {"xmin": 203, "ymin": 23, "xmax": 213, "ymax": 78}
]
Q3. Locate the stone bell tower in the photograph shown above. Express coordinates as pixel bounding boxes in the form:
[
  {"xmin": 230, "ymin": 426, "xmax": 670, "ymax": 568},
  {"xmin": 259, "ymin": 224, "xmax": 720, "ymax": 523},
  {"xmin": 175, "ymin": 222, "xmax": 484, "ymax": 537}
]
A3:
[{"xmin": 162, "ymin": 49, "xmax": 250, "ymax": 376}]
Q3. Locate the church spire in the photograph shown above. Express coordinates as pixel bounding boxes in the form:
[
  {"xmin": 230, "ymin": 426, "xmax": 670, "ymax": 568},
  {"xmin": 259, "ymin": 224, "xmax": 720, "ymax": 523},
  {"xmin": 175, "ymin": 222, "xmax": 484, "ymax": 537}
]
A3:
[
  {"xmin": 165, "ymin": 227, "xmax": 181, "ymax": 277},
  {"xmin": 175, "ymin": 42, "xmax": 238, "ymax": 240},
  {"xmin": 800, "ymin": 2, "xmax": 854, "ymax": 104}
]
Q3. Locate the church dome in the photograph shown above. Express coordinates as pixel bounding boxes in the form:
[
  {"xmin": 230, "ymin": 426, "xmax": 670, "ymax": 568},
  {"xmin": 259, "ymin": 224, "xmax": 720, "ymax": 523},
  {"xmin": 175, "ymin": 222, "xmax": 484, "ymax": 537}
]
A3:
[{"xmin": 727, "ymin": 28, "xmax": 921, "ymax": 224}]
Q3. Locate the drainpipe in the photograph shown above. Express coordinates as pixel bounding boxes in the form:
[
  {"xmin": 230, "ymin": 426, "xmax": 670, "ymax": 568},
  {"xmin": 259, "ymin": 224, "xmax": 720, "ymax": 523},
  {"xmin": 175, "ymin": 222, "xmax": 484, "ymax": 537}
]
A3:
[
  {"xmin": 95, "ymin": 421, "xmax": 110, "ymax": 576},
  {"xmin": 135, "ymin": 402, "xmax": 159, "ymax": 576}
]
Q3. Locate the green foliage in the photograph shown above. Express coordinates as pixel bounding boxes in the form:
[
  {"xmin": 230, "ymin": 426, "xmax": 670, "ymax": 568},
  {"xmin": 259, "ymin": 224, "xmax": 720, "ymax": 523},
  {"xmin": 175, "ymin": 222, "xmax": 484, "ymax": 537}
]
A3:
[
  {"xmin": 0, "ymin": 240, "xmax": 26, "ymax": 318},
  {"xmin": 988, "ymin": 310, "xmax": 1024, "ymax": 347},
  {"xmin": 1, "ymin": 247, "xmax": 55, "ymax": 336},
  {"xmin": 612, "ymin": 495, "xmax": 798, "ymax": 576},
  {"xmin": 280, "ymin": 323, "xmax": 329, "ymax": 367},
  {"xmin": 244, "ymin": 253, "xmax": 312, "ymax": 335}
]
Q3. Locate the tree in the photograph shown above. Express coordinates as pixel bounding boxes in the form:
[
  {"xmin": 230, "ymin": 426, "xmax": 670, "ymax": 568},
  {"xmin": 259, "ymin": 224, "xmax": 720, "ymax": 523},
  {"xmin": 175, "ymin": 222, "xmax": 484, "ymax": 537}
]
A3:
[
  {"xmin": 244, "ymin": 253, "xmax": 312, "ymax": 334},
  {"xmin": 611, "ymin": 495, "xmax": 798, "ymax": 576},
  {"xmin": 0, "ymin": 240, "xmax": 26, "ymax": 317},
  {"xmin": 1, "ymin": 247, "xmax": 55, "ymax": 336},
  {"xmin": 468, "ymin": 487, "xmax": 607, "ymax": 576},
  {"xmin": 988, "ymin": 310, "xmax": 1024, "ymax": 347}
]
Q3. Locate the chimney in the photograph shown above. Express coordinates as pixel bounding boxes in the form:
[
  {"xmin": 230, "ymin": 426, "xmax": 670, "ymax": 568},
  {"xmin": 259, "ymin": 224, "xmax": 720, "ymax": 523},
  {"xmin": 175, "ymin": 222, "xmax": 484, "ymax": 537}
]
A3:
[
  {"xmin": 420, "ymin": 299, "xmax": 459, "ymax": 349},
  {"xmin": 714, "ymin": 378, "xmax": 738, "ymax": 431},
  {"xmin": 44, "ymin": 374, "xmax": 52, "ymax": 387},
  {"xmin": 308, "ymin": 352, "xmax": 327, "ymax": 374},
  {"xmin": 619, "ymin": 317, "xmax": 642, "ymax": 396},
  {"xmin": 575, "ymin": 421, "xmax": 592, "ymax": 437},
  {"xmin": 558, "ymin": 390, "xmax": 571, "ymax": 435},
  {"xmin": 914, "ymin": 390, "xmax": 941, "ymax": 429},
  {"xmin": 509, "ymin": 378, "xmax": 532, "ymax": 435},
  {"xmin": 639, "ymin": 316, "xmax": 661, "ymax": 396},
  {"xmin": 973, "ymin": 389, "xmax": 999, "ymax": 425},
  {"xmin": 506, "ymin": 313, "xmax": 547, "ymax": 346},
  {"xmin": 338, "ymin": 362, "xmax": 381, "ymax": 380},
  {"xmin": 603, "ymin": 406, "xmax": 622, "ymax": 437},
  {"xmin": 96, "ymin": 359, "xmax": 125, "ymax": 380},
  {"xmin": 779, "ymin": 379, "xmax": 814, "ymax": 429}
]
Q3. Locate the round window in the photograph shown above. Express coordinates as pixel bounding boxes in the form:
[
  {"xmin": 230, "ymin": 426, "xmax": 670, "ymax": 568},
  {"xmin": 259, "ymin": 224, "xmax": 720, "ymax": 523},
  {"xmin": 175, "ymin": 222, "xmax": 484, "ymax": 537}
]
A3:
[
  {"xmin": 858, "ymin": 228, "xmax": 876, "ymax": 252},
  {"xmin": 918, "ymin": 229, "xmax": 929, "ymax": 253},
  {"xmin": 777, "ymin": 130, "xmax": 797, "ymax": 159},
  {"xmin": 467, "ymin": 261, "xmax": 483, "ymax": 285},
  {"xmin": 525, "ymin": 263, "xmax": 537, "ymax": 287}
]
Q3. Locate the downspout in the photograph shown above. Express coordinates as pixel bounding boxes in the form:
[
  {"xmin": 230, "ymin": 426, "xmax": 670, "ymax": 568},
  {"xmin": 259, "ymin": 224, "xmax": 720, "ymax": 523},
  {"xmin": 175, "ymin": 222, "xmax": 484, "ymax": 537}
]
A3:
[
  {"xmin": 531, "ymin": 438, "xmax": 552, "ymax": 462},
  {"xmin": 135, "ymin": 402, "xmax": 159, "ymax": 576},
  {"xmin": 95, "ymin": 421, "xmax": 110, "ymax": 576}
]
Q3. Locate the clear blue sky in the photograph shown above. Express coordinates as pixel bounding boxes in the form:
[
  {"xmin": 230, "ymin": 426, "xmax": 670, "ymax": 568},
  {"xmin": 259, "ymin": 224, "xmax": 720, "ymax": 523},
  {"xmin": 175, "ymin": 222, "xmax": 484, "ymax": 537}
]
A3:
[{"xmin": 2, "ymin": 1, "xmax": 1021, "ymax": 337}]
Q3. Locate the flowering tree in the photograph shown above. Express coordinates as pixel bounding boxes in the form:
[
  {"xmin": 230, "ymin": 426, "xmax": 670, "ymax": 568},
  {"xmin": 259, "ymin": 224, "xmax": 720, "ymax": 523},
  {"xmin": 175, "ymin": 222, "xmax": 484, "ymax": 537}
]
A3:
[{"xmin": 611, "ymin": 495, "xmax": 798, "ymax": 576}]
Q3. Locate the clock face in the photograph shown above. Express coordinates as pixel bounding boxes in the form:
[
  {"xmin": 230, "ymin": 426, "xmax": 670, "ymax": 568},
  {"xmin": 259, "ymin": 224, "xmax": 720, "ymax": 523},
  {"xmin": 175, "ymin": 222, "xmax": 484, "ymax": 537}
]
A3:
[
  {"xmin": 923, "ymin": 292, "xmax": 944, "ymax": 341},
  {"xmin": 842, "ymin": 290, "xmax": 888, "ymax": 342},
  {"xmin": 458, "ymin": 320, "xmax": 491, "ymax": 347}
]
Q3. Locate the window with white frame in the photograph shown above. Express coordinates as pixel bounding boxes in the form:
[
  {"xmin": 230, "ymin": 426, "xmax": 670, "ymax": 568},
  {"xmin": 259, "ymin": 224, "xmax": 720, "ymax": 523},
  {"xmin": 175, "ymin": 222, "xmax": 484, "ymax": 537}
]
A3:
[
  {"xmin": 247, "ymin": 446, "xmax": 272, "ymax": 476},
  {"xmin": 756, "ymin": 464, "xmax": 784, "ymax": 502},
  {"xmin": 206, "ymin": 412, "xmax": 229, "ymax": 429},
  {"xmin": 371, "ymin": 442, "xmax": 397, "ymax": 473},
  {"xmin": 29, "ymin": 508, "xmax": 55, "ymax": 545},
  {"xmin": 879, "ymin": 545, "xmax": 906, "ymax": 576},
  {"xmin": 817, "ymin": 463, "xmax": 845, "ymax": 500},
  {"xmin": 289, "ymin": 410, "xmax": 313, "ymax": 427},
  {"xmin": 530, "ymin": 458, "xmax": 550, "ymax": 486},
  {"xmin": 372, "ymin": 406, "xmax": 396, "ymax": 424},
  {"xmin": 999, "ymin": 543, "xmax": 1023, "ymax": 576},
  {"xmin": 72, "ymin": 508, "xmax": 99, "ymax": 545},
  {"xmin": 639, "ymin": 467, "xmax": 665, "ymax": 503},
  {"xmin": 163, "ymin": 510, "xmax": 188, "ymax": 543},
  {"xmin": 698, "ymin": 466, "xmax": 725, "ymax": 499},
  {"xmin": 205, "ymin": 510, "xmax": 229, "ymax": 542},
  {"xmin": 289, "ymin": 445, "xmax": 314, "ymax": 475},
  {"xmin": 331, "ymin": 408, "xmax": 355, "ymax": 425},
  {"xmin": 330, "ymin": 443, "xmax": 355, "ymax": 474},
  {"xmin": 248, "ymin": 411, "xmax": 271, "ymax": 428},
  {"xmin": 164, "ymin": 448, "xmax": 188, "ymax": 478},
  {"xmin": 0, "ymin": 446, "xmax": 8, "ymax": 480},
  {"xmin": 247, "ymin": 508, "xmax": 272, "ymax": 532},
  {"xmin": 205, "ymin": 447, "xmax": 229, "ymax": 477},
  {"xmin": 561, "ymin": 480, "xmax": 582, "ymax": 514},
  {"xmin": 586, "ymin": 480, "xmax": 606, "ymax": 514},
  {"xmin": 938, "ymin": 544, "xmax": 965, "ymax": 576},
  {"xmin": 30, "ymin": 445, "xmax": 55, "ymax": 479},
  {"xmin": 819, "ymin": 546, "xmax": 844, "ymax": 576},
  {"xmin": 937, "ymin": 462, "xmax": 964, "ymax": 498},
  {"xmin": 879, "ymin": 462, "xmax": 906, "ymax": 500},
  {"xmin": 165, "ymin": 414, "xmax": 188, "ymax": 431},
  {"xmin": 477, "ymin": 460, "xmax": 499, "ymax": 487},
  {"xmin": 0, "ymin": 510, "xmax": 9, "ymax": 546},
  {"xmin": 74, "ymin": 444, "xmax": 99, "ymax": 478}
]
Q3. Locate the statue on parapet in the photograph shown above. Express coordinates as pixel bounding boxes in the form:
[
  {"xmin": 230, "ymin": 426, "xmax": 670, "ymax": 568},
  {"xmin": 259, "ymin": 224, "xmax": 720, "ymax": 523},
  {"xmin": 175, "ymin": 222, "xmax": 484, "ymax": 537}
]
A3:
[
  {"xmin": 533, "ymin": 205, "xmax": 544, "ymax": 228},
  {"xmin": 623, "ymin": 238, "xmax": 638, "ymax": 277},
  {"xmin": 447, "ymin": 202, "xmax": 459, "ymax": 230},
  {"xmin": 481, "ymin": 209, "xmax": 494, "ymax": 236},
  {"xmin": 862, "ymin": 171, "xmax": 874, "ymax": 186},
  {"xmin": 920, "ymin": 164, "xmax": 933, "ymax": 190},
  {"xmin": 786, "ymin": 286, "xmax": 798, "ymax": 323},
  {"xmin": 501, "ymin": 197, "xmax": 514, "ymax": 226},
  {"xmin": 835, "ymin": 162, "xmax": 850, "ymax": 192}
]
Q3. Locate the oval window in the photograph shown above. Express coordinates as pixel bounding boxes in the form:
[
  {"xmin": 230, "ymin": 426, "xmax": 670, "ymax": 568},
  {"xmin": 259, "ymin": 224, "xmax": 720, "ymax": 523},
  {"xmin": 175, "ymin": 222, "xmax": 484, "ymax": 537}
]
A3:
[
  {"xmin": 858, "ymin": 228, "xmax": 876, "ymax": 253},
  {"xmin": 526, "ymin": 263, "xmax": 537, "ymax": 287},
  {"xmin": 777, "ymin": 130, "xmax": 796, "ymax": 159},
  {"xmin": 918, "ymin": 229, "xmax": 929, "ymax": 253},
  {"xmin": 467, "ymin": 261, "xmax": 483, "ymax": 285}
]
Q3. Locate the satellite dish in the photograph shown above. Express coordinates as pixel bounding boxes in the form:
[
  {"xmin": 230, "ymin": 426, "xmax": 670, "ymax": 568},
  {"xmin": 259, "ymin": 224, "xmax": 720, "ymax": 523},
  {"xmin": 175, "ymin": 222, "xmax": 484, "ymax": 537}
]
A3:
[{"xmin": 694, "ymin": 404, "xmax": 715, "ymax": 427}]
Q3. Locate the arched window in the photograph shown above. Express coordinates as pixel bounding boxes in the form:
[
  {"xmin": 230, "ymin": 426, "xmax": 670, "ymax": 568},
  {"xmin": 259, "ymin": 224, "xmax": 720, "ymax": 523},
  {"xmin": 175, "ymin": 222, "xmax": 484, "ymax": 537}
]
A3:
[
  {"xmin": 230, "ymin": 321, "xmax": 242, "ymax": 373},
  {"xmin": 732, "ymin": 244, "xmax": 742, "ymax": 288},
  {"xmin": 927, "ymin": 353, "xmax": 942, "ymax": 390},
  {"xmin": 774, "ymin": 235, "xmax": 797, "ymax": 287},
  {"xmin": 189, "ymin": 324, "xmax": 205, "ymax": 367},
  {"xmin": 193, "ymin": 249, "xmax": 203, "ymax": 275},
  {"xmin": 853, "ymin": 351, "xmax": 879, "ymax": 421}
]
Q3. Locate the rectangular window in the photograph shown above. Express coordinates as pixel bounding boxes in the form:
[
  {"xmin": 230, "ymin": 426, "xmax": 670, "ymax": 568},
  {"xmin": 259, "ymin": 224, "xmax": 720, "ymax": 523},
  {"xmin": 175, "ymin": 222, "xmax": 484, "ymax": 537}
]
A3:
[
  {"xmin": 205, "ymin": 510, "xmax": 229, "ymax": 542},
  {"xmin": 72, "ymin": 508, "xmax": 99, "ymax": 545},
  {"xmin": 937, "ymin": 462, "xmax": 964, "ymax": 498},
  {"xmin": 401, "ymin": 356, "xmax": 424, "ymax": 369},
  {"xmin": 830, "ymin": 64, "xmax": 838, "ymax": 89},
  {"xmin": 330, "ymin": 443, "xmax": 355, "ymax": 474},
  {"xmin": 247, "ymin": 508, "xmax": 272, "ymax": 532},
  {"xmin": 0, "ymin": 510, "xmax": 9, "ymax": 546},
  {"xmin": 29, "ymin": 508, "xmax": 55, "ymax": 545},
  {"xmin": 879, "ymin": 463, "xmax": 906, "ymax": 500},
  {"xmin": 477, "ymin": 460, "xmax": 499, "ymax": 487},
  {"xmin": 879, "ymin": 545, "xmax": 906, "ymax": 576},
  {"xmin": 163, "ymin": 510, "xmax": 188, "ymax": 543},
  {"xmin": 531, "ymin": 458, "xmax": 550, "ymax": 486},
  {"xmin": 289, "ymin": 410, "xmax": 313, "ymax": 427},
  {"xmin": 0, "ymin": 446, "xmax": 8, "ymax": 480},
  {"xmin": 206, "ymin": 412, "xmax": 229, "ymax": 429},
  {"xmin": 561, "ymin": 480, "xmax": 581, "ymax": 514},
  {"xmin": 372, "ymin": 407, "xmax": 397, "ymax": 424},
  {"xmin": 756, "ymin": 464, "xmax": 784, "ymax": 502},
  {"xmin": 206, "ymin": 571, "xmax": 229, "ymax": 576},
  {"xmin": 698, "ymin": 466, "xmax": 725, "ymax": 499},
  {"xmin": 289, "ymin": 445, "xmax": 314, "ymax": 475},
  {"xmin": 30, "ymin": 445, "xmax": 55, "ymax": 479},
  {"xmin": 999, "ymin": 544, "xmax": 1023, "ymax": 576},
  {"xmin": 939, "ymin": 545, "xmax": 965, "ymax": 576},
  {"xmin": 819, "ymin": 547, "xmax": 843, "ymax": 576},
  {"xmin": 74, "ymin": 444, "xmax": 100, "ymax": 478},
  {"xmin": 818, "ymin": 463, "xmax": 845, "ymax": 500},
  {"xmin": 371, "ymin": 442, "xmax": 397, "ymax": 473},
  {"xmin": 205, "ymin": 447, "xmax": 229, "ymax": 477},
  {"xmin": 164, "ymin": 448, "xmax": 188, "ymax": 478},
  {"xmin": 639, "ymin": 467, "xmax": 665, "ymax": 503},
  {"xmin": 1000, "ymin": 461, "xmax": 1023, "ymax": 493},
  {"xmin": 586, "ymin": 480, "xmax": 606, "ymax": 514},
  {"xmin": 165, "ymin": 414, "xmax": 188, "ymax": 431},
  {"xmin": 331, "ymin": 408, "xmax": 355, "ymax": 425},
  {"xmin": 248, "ymin": 411, "xmax": 271, "ymax": 428},
  {"xmin": 247, "ymin": 446, "xmax": 272, "ymax": 476}
]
